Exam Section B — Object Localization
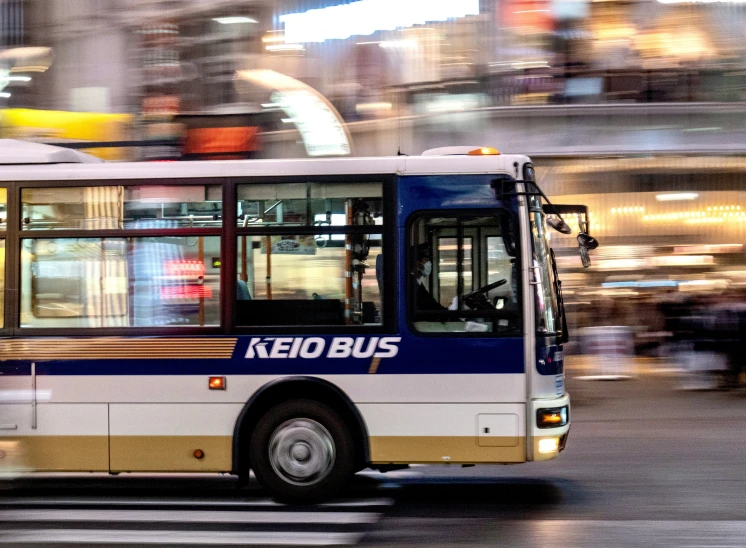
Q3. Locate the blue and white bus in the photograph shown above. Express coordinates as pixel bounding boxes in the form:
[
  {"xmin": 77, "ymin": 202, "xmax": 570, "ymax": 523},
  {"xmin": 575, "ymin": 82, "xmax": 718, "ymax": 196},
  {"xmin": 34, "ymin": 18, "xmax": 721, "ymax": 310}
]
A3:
[{"xmin": 0, "ymin": 141, "xmax": 596, "ymax": 502}]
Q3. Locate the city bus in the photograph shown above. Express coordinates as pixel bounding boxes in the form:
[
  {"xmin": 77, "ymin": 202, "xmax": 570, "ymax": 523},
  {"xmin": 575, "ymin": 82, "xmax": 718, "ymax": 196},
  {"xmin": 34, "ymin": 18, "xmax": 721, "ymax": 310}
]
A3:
[{"xmin": 0, "ymin": 140, "xmax": 596, "ymax": 502}]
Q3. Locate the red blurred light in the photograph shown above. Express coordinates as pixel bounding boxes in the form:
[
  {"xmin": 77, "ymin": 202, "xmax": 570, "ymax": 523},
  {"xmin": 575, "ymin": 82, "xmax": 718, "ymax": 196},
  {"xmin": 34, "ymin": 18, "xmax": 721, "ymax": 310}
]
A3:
[
  {"xmin": 164, "ymin": 260, "xmax": 206, "ymax": 276},
  {"xmin": 160, "ymin": 285, "xmax": 213, "ymax": 299}
]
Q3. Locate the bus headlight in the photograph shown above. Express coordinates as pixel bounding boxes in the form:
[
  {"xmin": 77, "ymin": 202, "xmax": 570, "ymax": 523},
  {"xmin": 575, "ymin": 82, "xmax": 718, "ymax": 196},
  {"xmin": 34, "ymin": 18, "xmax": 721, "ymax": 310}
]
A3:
[
  {"xmin": 536, "ymin": 406, "xmax": 568, "ymax": 428},
  {"xmin": 538, "ymin": 438, "xmax": 560, "ymax": 454}
]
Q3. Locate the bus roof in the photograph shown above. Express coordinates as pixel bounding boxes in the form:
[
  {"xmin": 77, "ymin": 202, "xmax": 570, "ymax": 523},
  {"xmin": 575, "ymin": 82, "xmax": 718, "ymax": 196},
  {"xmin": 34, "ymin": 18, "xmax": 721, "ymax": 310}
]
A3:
[
  {"xmin": 0, "ymin": 139, "xmax": 104, "ymax": 165},
  {"xmin": 0, "ymin": 150, "xmax": 531, "ymax": 182}
]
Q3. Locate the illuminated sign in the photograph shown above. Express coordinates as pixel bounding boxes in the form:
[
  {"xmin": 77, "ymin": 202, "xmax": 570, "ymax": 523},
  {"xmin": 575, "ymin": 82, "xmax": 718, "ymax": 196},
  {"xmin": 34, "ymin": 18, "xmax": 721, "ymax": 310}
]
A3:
[
  {"xmin": 280, "ymin": 0, "xmax": 480, "ymax": 43},
  {"xmin": 270, "ymin": 90, "xmax": 351, "ymax": 156},
  {"xmin": 237, "ymin": 70, "xmax": 351, "ymax": 157}
]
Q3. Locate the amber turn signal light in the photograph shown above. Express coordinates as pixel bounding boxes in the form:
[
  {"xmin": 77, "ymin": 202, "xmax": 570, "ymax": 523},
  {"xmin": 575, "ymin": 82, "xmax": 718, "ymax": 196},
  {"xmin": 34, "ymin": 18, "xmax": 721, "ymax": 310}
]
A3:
[
  {"xmin": 193, "ymin": 449, "xmax": 205, "ymax": 459},
  {"xmin": 209, "ymin": 376, "xmax": 226, "ymax": 390},
  {"xmin": 468, "ymin": 147, "xmax": 500, "ymax": 156},
  {"xmin": 537, "ymin": 406, "xmax": 568, "ymax": 428}
]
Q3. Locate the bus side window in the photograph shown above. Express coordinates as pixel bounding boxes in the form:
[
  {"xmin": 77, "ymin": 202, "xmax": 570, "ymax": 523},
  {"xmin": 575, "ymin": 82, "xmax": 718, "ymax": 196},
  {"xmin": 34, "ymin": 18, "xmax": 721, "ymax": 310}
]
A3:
[
  {"xmin": 235, "ymin": 234, "xmax": 383, "ymax": 327},
  {"xmin": 409, "ymin": 212, "xmax": 521, "ymax": 335},
  {"xmin": 234, "ymin": 181, "xmax": 385, "ymax": 328},
  {"xmin": 21, "ymin": 236, "xmax": 222, "ymax": 328}
]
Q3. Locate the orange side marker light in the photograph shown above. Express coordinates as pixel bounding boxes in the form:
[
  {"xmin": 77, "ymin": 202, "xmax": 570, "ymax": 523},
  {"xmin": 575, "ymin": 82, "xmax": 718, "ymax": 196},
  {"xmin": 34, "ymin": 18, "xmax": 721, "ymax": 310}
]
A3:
[
  {"xmin": 209, "ymin": 376, "xmax": 226, "ymax": 390},
  {"xmin": 467, "ymin": 147, "xmax": 500, "ymax": 156}
]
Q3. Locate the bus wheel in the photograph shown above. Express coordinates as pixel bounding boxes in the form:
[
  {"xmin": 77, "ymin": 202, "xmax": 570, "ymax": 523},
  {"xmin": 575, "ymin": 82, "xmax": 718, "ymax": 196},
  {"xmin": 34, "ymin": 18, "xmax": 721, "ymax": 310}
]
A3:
[{"xmin": 249, "ymin": 399, "xmax": 355, "ymax": 503}]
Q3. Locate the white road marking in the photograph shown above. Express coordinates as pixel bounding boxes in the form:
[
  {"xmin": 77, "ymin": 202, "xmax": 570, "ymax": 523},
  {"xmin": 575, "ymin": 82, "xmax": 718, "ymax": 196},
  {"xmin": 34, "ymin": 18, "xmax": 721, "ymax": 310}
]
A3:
[
  {"xmin": 0, "ymin": 497, "xmax": 395, "ymax": 508},
  {"xmin": 0, "ymin": 508, "xmax": 380, "ymax": 525},
  {"xmin": 0, "ymin": 529, "xmax": 364, "ymax": 546}
]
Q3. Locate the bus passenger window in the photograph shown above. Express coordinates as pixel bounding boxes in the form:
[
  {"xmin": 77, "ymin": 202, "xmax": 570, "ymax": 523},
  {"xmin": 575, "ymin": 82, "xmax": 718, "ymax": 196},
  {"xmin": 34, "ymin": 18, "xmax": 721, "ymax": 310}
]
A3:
[
  {"xmin": 235, "ymin": 234, "xmax": 383, "ymax": 327},
  {"xmin": 20, "ymin": 237, "xmax": 221, "ymax": 328},
  {"xmin": 410, "ymin": 213, "xmax": 520, "ymax": 335},
  {"xmin": 22, "ymin": 185, "xmax": 222, "ymax": 230},
  {"xmin": 237, "ymin": 182, "xmax": 383, "ymax": 228},
  {"xmin": 235, "ymin": 181, "xmax": 385, "ymax": 327}
]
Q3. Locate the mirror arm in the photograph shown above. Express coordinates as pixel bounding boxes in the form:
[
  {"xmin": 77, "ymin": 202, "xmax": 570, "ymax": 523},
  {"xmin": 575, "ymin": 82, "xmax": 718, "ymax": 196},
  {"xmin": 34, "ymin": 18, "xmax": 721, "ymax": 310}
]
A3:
[{"xmin": 526, "ymin": 181, "xmax": 571, "ymax": 228}]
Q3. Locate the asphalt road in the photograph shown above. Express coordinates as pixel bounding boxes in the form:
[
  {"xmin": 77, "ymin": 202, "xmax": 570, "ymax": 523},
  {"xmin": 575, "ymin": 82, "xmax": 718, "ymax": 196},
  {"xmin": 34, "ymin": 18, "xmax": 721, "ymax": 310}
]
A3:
[{"xmin": 2, "ymin": 372, "xmax": 746, "ymax": 547}]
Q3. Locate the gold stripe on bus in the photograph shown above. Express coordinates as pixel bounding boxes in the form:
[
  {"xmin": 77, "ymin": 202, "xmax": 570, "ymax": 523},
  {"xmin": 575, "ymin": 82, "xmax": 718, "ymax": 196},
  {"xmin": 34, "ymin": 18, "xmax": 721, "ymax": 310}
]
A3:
[
  {"xmin": 110, "ymin": 436, "xmax": 232, "ymax": 472},
  {"xmin": 3, "ymin": 436, "xmax": 231, "ymax": 473},
  {"xmin": 369, "ymin": 436, "xmax": 527, "ymax": 464},
  {"xmin": 0, "ymin": 338, "xmax": 238, "ymax": 360},
  {"xmin": 2, "ymin": 436, "xmax": 109, "ymax": 472}
]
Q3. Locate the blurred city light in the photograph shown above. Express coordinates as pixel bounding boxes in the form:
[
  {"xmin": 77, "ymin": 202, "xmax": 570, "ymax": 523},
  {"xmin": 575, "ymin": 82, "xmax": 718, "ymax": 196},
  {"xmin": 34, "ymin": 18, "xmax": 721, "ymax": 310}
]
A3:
[
  {"xmin": 656, "ymin": 193, "xmax": 700, "ymax": 201},
  {"xmin": 280, "ymin": 0, "xmax": 480, "ymax": 43},
  {"xmin": 213, "ymin": 16, "xmax": 258, "ymax": 25}
]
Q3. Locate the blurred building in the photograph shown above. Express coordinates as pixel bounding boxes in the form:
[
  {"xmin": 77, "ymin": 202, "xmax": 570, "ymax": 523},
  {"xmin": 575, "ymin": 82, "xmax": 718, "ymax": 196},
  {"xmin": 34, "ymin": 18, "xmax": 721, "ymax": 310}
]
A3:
[
  {"xmin": 538, "ymin": 155, "xmax": 746, "ymax": 353},
  {"xmin": 10, "ymin": 0, "xmax": 746, "ymax": 117}
]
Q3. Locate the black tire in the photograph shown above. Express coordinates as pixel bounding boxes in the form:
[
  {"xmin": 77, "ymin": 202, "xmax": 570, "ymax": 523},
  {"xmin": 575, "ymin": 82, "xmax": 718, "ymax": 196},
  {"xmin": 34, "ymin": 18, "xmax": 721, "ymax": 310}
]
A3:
[{"xmin": 249, "ymin": 399, "xmax": 355, "ymax": 504}]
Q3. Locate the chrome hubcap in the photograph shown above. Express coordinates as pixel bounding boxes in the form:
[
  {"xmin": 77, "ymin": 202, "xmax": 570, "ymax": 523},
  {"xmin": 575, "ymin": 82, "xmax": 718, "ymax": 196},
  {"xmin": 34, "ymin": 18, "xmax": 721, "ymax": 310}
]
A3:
[{"xmin": 268, "ymin": 419, "xmax": 335, "ymax": 486}]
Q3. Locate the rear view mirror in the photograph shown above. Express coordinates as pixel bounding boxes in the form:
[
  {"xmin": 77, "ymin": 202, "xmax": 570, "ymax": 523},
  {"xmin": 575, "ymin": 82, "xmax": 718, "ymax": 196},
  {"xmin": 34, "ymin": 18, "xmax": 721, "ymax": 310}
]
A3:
[
  {"xmin": 547, "ymin": 217, "xmax": 572, "ymax": 234},
  {"xmin": 577, "ymin": 233, "xmax": 599, "ymax": 250},
  {"xmin": 578, "ymin": 232, "xmax": 597, "ymax": 268}
]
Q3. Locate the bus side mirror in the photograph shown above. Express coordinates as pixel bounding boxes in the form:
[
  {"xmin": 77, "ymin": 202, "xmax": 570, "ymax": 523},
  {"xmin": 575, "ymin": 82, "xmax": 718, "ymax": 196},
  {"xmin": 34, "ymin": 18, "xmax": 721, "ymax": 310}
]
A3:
[
  {"xmin": 577, "ymin": 233, "xmax": 598, "ymax": 268},
  {"xmin": 578, "ymin": 233, "xmax": 599, "ymax": 250},
  {"xmin": 547, "ymin": 216, "xmax": 572, "ymax": 234}
]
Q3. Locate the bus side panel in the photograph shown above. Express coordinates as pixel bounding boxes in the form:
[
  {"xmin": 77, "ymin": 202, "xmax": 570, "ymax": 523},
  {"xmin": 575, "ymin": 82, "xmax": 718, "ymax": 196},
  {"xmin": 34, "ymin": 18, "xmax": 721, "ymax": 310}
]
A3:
[
  {"xmin": 109, "ymin": 404, "xmax": 241, "ymax": 472},
  {"xmin": 360, "ymin": 403, "xmax": 526, "ymax": 464},
  {"xmin": 0, "ymin": 406, "xmax": 109, "ymax": 472},
  {"xmin": 19, "ymin": 362, "xmax": 527, "ymax": 472}
]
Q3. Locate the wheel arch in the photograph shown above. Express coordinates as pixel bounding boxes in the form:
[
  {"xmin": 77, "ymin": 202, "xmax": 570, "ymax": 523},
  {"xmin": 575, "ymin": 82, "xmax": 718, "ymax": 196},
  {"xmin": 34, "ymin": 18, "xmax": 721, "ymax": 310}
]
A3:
[{"xmin": 232, "ymin": 376, "xmax": 370, "ymax": 478}]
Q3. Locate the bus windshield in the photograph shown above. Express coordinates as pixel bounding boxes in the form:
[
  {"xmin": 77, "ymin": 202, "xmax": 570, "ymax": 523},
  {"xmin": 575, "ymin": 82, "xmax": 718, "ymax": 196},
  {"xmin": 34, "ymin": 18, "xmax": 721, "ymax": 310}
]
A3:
[{"xmin": 529, "ymin": 195, "xmax": 561, "ymax": 336}]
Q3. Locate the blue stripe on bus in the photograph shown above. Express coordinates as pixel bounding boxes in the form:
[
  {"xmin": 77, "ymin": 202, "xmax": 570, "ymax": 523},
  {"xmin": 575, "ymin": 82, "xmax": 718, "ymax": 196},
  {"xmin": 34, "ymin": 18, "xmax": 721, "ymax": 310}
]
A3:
[{"xmin": 0, "ymin": 337, "xmax": 524, "ymax": 376}]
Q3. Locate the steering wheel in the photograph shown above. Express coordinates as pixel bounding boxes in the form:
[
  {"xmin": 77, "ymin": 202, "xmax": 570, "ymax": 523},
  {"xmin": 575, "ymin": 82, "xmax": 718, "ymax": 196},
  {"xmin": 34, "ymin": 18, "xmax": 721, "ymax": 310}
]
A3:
[{"xmin": 462, "ymin": 279, "xmax": 507, "ymax": 310}]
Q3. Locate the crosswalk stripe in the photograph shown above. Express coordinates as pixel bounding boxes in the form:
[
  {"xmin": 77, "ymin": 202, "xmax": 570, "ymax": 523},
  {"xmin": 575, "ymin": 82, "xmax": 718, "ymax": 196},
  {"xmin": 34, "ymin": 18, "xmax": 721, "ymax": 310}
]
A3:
[
  {"xmin": 0, "ymin": 529, "xmax": 365, "ymax": 546},
  {"xmin": 0, "ymin": 497, "xmax": 395, "ymax": 509},
  {"xmin": 0, "ymin": 508, "xmax": 381, "ymax": 525}
]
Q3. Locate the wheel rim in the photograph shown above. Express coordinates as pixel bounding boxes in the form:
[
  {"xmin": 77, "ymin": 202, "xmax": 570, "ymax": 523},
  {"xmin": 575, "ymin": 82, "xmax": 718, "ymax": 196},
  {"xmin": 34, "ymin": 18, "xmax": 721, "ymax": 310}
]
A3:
[{"xmin": 268, "ymin": 419, "xmax": 336, "ymax": 486}]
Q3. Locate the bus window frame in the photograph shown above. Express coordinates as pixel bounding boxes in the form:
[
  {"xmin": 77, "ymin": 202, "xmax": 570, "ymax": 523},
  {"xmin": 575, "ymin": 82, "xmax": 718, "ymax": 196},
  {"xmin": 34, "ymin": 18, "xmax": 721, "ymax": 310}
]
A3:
[
  {"xmin": 406, "ymin": 208, "xmax": 524, "ymax": 339},
  {"xmin": 9, "ymin": 177, "xmax": 227, "ymax": 337},
  {"xmin": 5, "ymin": 174, "xmax": 398, "ymax": 337},
  {"xmin": 0, "ymin": 185, "xmax": 7, "ymax": 334},
  {"xmin": 230, "ymin": 173, "xmax": 397, "ymax": 335}
]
